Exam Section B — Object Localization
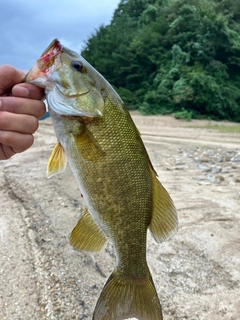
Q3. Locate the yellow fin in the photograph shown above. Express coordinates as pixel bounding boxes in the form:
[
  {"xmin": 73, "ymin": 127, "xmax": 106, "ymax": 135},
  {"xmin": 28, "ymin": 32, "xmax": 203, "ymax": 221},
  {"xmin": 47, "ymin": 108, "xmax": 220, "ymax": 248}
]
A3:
[
  {"xmin": 47, "ymin": 142, "xmax": 67, "ymax": 178},
  {"xmin": 93, "ymin": 268, "xmax": 163, "ymax": 320},
  {"xmin": 149, "ymin": 169, "xmax": 178, "ymax": 243},
  {"xmin": 72, "ymin": 123, "xmax": 105, "ymax": 161},
  {"xmin": 70, "ymin": 208, "xmax": 108, "ymax": 252}
]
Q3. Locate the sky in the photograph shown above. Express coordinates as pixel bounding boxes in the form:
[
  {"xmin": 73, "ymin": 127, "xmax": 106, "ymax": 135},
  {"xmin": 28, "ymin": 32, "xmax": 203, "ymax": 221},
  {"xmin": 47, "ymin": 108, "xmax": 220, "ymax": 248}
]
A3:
[{"xmin": 0, "ymin": 0, "xmax": 120, "ymax": 70}]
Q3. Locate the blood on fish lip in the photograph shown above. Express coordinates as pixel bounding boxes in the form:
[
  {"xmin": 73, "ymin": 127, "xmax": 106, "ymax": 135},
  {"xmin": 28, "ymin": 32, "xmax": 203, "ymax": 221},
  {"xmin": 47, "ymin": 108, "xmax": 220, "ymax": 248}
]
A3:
[{"xmin": 37, "ymin": 40, "xmax": 62, "ymax": 72}]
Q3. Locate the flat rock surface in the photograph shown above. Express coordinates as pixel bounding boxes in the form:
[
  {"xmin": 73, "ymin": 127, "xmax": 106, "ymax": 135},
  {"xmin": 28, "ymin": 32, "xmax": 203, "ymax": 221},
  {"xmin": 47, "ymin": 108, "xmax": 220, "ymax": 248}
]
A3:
[{"xmin": 0, "ymin": 114, "xmax": 239, "ymax": 320}]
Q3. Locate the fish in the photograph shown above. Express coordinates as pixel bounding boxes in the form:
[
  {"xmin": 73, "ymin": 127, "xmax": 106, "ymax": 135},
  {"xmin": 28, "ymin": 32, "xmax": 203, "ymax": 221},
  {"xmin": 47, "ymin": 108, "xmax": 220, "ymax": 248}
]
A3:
[{"xmin": 24, "ymin": 39, "xmax": 178, "ymax": 320}]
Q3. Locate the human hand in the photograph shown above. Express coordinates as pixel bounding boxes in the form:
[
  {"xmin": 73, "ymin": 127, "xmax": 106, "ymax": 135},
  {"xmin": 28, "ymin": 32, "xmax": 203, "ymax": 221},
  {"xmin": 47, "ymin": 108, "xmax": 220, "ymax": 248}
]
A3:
[{"xmin": 0, "ymin": 65, "xmax": 46, "ymax": 160}]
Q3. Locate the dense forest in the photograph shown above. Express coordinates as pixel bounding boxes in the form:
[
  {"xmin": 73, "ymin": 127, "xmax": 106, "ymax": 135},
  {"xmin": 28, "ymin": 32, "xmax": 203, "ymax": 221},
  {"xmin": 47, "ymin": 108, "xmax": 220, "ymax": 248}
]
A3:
[{"xmin": 82, "ymin": 0, "xmax": 240, "ymax": 121}]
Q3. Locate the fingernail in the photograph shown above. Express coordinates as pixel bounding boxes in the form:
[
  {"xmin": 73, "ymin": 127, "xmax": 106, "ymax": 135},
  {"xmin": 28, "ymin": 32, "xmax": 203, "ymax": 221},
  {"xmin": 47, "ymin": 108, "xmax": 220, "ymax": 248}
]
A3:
[{"xmin": 13, "ymin": 85, "xmax": 29, "ymax": 97}]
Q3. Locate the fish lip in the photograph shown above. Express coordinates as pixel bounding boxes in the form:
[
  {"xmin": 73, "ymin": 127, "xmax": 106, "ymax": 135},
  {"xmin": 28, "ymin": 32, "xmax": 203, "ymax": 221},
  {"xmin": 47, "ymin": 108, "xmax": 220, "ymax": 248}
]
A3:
[
  {"xmin": 40, "ymin": 39, "xmax": 62, "ymax": 58},
  {"xmin": 37, "ymin": 39, "xmax": 62, "ymax": 73},
  {"xmin": 24, "ymin": 39, "xmax": 63, "ymax": 83}
]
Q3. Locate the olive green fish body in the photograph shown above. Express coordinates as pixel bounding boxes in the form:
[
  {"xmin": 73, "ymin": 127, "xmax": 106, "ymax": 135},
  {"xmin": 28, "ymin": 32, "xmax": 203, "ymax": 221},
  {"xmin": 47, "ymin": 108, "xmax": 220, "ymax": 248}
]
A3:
[
  {"xmin": 25, "ymin": 39, "xmax": 178, "ymax": 320},
  {"xmin": 50, "ymin": 97, "xmax": 152, "ymax": 273}
]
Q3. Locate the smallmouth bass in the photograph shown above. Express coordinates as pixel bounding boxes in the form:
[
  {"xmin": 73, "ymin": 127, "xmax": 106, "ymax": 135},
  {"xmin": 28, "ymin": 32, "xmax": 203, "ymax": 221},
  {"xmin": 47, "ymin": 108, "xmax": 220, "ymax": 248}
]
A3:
[{"xmin": 25, "ymin": 39, "xmax": 178, "ymax": 320}]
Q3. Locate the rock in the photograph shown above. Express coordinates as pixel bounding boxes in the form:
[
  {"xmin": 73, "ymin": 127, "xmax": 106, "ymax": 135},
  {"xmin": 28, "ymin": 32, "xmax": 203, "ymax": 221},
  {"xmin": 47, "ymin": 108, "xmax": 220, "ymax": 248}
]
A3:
[
  {"xmin": 221, "ymin": 167, "xmax": 231, "ymax": 174},
  {"xmin": 176, "ymin": 161, "xmax": 186, "ymax": 166},
  {"xmin": 215, "ymin": 175, "xmax": 225, "ymax": 182},
  {"xmin": 200, "ymin": 157, "xmax": 209, "ymax": 163},
  {"xmin": 207, "ymin": 174, "xmax": 215, "ymax": 182},
  {"xmin": 198, "ymin": 165, "xmax": 210, "ymax": 172},
  {"xmin": 211, "ymin": 167, "xmax": 221, "ymax": 174},
  {"xmin": 231, "ymin": 156, "xmax": 240, "ymax": 162},
  {"xmin": 225, "ymin": 155, "xmax": 231, "ymax": 161},
  {"xmin": 175, "ymin": 165, "xmax": 189, "ymax": 170},
  {"xmin": 194, "ymin": 177, "xmax": 205, "ymax": 181}
]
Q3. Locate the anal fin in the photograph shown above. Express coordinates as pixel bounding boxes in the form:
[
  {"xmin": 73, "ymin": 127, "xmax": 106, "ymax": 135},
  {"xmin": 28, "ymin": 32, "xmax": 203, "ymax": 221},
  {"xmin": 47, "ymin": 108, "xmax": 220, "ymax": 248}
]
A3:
[
  {"xmin": 70, "ymin": 208, "xmax": 108, "ymax": 252},
  {"xmin": 149, "ymin": 168, "xmax": 178, "ymax": 243}
]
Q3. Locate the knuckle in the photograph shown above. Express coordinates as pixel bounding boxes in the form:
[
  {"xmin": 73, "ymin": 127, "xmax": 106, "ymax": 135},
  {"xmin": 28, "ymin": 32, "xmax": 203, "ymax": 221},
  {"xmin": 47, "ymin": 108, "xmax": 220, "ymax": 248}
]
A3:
[
  {"xmin": 0, "ymin": 111, "xmax": 8, "ymax": 127},
  {"xmin": 0, "ymin": 130, "xmax": 12, "ymax": 146},
  {"xmin": 36, "ymin": 101, "xmax": 46, "ymax": 118},
  {"xmin": 27, "ymin": 84, "xmax": 45, "ymax": 100},
  {"xmin": 18, "ymin": 134, "xmax": 34, "ymax": 151},
  {"xmin": 30, "ymin": 116, "xmax": 39, "ymax": 133}
]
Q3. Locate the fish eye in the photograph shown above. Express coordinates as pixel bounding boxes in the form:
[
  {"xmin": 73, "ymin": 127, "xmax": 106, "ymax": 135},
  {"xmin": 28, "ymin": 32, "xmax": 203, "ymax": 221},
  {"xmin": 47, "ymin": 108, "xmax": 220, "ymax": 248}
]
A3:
[{"xmin": 71, "ymin": 61, "xmax": 84, "ymax": 72}]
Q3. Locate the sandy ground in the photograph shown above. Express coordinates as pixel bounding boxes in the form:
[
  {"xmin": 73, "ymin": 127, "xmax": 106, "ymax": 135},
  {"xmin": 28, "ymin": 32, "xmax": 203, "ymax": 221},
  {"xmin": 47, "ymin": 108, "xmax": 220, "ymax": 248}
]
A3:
[{"xmin": 0, "ymin": 114, "xmax": 239, "ymax": 320}]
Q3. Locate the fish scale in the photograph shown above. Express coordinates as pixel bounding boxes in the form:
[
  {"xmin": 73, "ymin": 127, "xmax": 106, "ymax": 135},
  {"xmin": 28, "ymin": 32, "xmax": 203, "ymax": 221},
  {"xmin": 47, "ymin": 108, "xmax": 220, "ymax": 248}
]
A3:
[{"xmin": 25, "ymin": 39, "xmax": 178, "ymax": 320}]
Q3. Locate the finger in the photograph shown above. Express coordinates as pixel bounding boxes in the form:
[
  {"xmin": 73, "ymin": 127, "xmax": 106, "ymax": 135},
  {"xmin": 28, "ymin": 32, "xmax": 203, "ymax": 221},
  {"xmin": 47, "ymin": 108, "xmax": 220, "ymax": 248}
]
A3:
[
  {"xmin": 12, "ymin": 83, "xmax": 45, "ymax": 100},
  {"xmin": 0, "ymin": 112, "xmax": 39, "ymax": 134},
  {"xmin": 0, "ymin": 96, "xmax": 46, "ymax": 118},
  {"xmin": 0, "ymin": 144, "xmax": 15, "ymax": 160},
  {"xmin": 0, "ymin": 131, "xmax": 34, "ymax": 160},
  {"xmin": 0, "ymin": 65, "xmax": 25, "ymax": 95}
]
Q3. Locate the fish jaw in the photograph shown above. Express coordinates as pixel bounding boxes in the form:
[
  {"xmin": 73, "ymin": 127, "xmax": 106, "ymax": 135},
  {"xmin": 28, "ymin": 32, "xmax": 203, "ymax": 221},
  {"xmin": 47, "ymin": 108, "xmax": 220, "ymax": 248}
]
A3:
[{"xmin": 24, "ymin": 63, "xmax": 51, "ymax": 89}]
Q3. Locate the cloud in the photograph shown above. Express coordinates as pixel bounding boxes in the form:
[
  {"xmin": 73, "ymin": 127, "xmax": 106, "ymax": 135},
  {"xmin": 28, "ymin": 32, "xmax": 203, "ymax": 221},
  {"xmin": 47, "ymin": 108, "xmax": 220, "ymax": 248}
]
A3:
[{"xmin": 0, "ymin": 0, "xmax": 119, "ymax": 69}]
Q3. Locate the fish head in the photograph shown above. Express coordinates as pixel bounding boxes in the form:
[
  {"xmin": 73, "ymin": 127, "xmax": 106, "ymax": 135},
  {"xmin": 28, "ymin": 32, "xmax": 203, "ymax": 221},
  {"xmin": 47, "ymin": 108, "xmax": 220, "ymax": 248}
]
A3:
[{"xmin": 25, "ymin": 39, "xmax": 107, "ymax": 117}]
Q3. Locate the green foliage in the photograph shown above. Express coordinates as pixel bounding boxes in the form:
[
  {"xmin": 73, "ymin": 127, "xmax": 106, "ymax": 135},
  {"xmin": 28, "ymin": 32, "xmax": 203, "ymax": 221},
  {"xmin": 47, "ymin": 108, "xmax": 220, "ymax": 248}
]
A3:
[
  {"xmin": 81, "ymin": 0, "xmax": 240, "ymax": 122},
  {"xmin": 174, "ymin": 108, "xmax": 193, "ymax": 121},
  {"xmin": 115, "ymin": 87, "xmax": 138, "ymax": 108}
]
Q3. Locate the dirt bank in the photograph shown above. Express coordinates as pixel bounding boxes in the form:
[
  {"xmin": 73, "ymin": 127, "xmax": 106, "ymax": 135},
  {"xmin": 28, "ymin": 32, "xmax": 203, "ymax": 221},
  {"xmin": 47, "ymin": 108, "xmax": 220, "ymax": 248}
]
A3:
[{"xmin": 0, "ymin": 114, "xmax": 239, "ymax": 320}]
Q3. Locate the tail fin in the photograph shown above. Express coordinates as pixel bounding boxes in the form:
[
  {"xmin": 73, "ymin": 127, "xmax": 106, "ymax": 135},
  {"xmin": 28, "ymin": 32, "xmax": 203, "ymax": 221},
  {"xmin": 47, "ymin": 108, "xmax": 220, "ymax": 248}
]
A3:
[{"xmin": 93, "ymin": 268, "xmax": 163, "ymax": 320}]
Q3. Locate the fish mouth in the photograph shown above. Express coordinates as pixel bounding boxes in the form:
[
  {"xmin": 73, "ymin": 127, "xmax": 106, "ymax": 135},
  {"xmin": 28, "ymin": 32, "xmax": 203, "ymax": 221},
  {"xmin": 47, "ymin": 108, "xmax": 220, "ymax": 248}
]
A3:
[{"xmin": 25, "ymin": 39, "xmax": 62, "ymax": 83}]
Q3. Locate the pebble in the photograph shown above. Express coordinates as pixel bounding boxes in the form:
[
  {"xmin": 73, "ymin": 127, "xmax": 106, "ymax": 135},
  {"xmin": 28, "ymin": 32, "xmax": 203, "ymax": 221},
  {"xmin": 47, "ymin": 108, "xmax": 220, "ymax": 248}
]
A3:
[
  {"xmin": 167, "ymin": 147, "xmax": 240, "ymax": 185},
  {"xmin": 198, "ymin": 165, "xmax": 210, "ymax": 172},
  {"xmin": 194, "ymin": 177, "xmax": 205, "ymax": 181},
  {"xmin": 200, "ymin": 157, "xmax": 209, "ymax": 163},
  {"xmin": 211, "ymin": 167, "xmax": 220, "ymax": 174},
  {"xmin": 215, "ymin": 175, "xmax": 225, "ymax": 182},
  {"xmin": 231, "ymin": 157, "xmax": 240, "ymax": 162},
  {"xmin": 221, "ymin": 167, "xmax": 230, "ymax": 174},
  {"xmin": 207, "ymin": 174, "xmax": 215, "ymax": 182},
  {"xmin": 175, "ymin": 165, "xmax": 189, "ymax": 170}
]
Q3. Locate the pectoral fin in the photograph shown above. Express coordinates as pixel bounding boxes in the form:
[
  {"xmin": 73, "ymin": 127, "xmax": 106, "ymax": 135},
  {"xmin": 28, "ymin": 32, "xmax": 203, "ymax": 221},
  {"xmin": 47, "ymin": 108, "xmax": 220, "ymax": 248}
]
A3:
[
  {"xmin": 47, "ymin": 142, "xmax": 67, "ymax": 178},
  {"xmin": 70, "ymin": 208, "xmax": 108, "ymax": 252},
  {"xmin": 73, "ymin": 124, "xmax": 105, "ymax": 161},
  {"xmin": 149, "ymin": 168, "xmax": 178, "ymax": 243}
]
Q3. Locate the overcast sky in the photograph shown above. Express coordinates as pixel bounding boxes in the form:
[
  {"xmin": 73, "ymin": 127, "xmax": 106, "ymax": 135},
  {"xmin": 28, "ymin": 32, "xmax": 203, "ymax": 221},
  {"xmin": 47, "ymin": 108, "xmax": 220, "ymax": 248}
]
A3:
[{"xmin": 0, "ymin": 0, "xmax": 120, "ymax": 70}]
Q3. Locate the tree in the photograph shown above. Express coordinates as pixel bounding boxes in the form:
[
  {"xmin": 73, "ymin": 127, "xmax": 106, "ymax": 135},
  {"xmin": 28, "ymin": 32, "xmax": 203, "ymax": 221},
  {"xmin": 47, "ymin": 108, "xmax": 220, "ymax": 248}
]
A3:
[{"xmin": 81, "ymin": 0, "xmax": 240, "ymax": 121}]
